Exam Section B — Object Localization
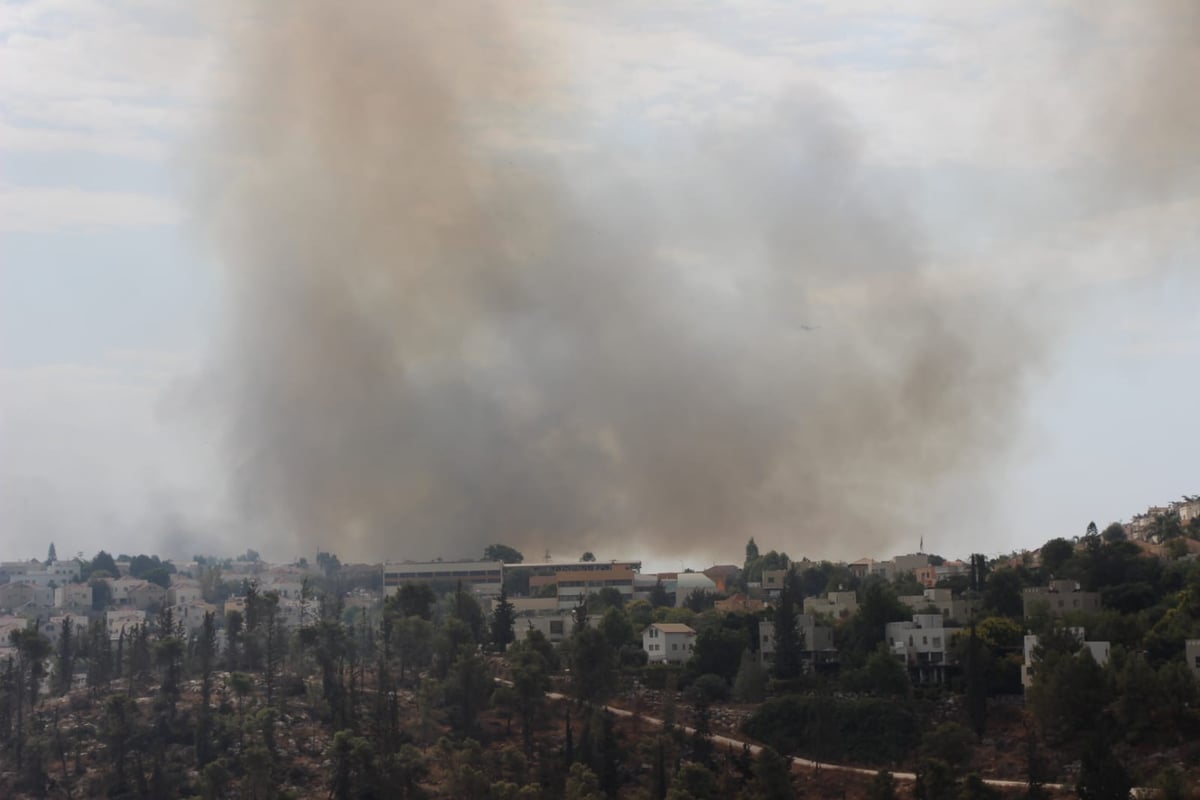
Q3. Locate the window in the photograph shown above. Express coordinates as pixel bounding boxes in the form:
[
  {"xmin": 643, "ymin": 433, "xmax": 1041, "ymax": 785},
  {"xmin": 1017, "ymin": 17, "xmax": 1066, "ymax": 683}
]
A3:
[
  {"xmin": 932, "ymin": 637, "xmax": 941, "ymax": 647},
  {"xmin": 549, "ymin": 621, "xmax": 563, "ymax": 635},
  {"xmin": 672, "ymin": 644, "xmax": 678, "ymax": 650}
]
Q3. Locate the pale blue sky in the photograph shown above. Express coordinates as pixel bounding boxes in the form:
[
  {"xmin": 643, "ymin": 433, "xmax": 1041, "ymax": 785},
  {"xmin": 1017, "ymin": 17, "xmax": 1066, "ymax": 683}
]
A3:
[{"xmin": 1, "ymin": 1, "xmax": 1196, "ymax": 564}]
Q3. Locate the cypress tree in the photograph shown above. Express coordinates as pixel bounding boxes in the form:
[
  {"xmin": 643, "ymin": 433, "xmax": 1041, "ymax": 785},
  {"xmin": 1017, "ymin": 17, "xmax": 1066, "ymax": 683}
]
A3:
[
  {"xmin": 490, "ymin": 584, "xmax": 516, "ymax": 652},
  {"xmin": 772, "ymin": 570, "xmax": 804, "ymax": 680}
]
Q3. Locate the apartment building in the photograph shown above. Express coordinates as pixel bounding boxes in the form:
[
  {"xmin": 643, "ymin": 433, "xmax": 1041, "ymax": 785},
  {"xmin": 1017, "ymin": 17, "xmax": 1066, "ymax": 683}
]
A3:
[{"xmin": 1022, "ymin": 579, "xmax": 1100, "ymax": 618}]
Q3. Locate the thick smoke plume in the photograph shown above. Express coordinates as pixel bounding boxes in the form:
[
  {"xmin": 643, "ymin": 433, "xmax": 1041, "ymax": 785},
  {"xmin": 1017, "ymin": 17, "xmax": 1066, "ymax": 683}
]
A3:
[{"xmin": 199, "ymin": 1, "xmax": 1047, "ymax": 562}]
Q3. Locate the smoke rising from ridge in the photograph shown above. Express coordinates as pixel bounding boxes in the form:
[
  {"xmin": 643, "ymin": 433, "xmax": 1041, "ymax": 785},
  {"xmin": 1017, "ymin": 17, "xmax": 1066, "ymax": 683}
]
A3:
[{"xmin": 195, "ymin": 1, "xmax": 1192, "ymax": 563}]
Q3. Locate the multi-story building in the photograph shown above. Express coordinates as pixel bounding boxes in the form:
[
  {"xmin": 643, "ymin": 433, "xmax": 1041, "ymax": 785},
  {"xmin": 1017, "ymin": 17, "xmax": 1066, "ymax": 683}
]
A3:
[
  {"xmin": 0, "ymin": 582, "xmax": 55, "ymax": 612},
  {"xmin": 54, "ymin": 582, "xmax": 93, "ymax": 611},
  {"xmin": 643, "ymin": 622, "xmax": 696, "ymax": 664},
  {"xmin": 110, "ymin": 577, "xmax": 167, "ymax": 610},
  {"xmin": 915, "ymin": 565, "xmax": 938, "ymax": 588},
  {"xmin": 13, "ymin": 559, "xmax": 84, "ymax": 587},
  {"xmin": 525, "ymin": 561, "xmax": 641, "ymax": 610},
  {"xmin": 885, "ymin": 613, "xmax": 959, "ymax": 683},
  {"xmin": 803, "ymin": 590, "xmax": 859, "ymax": 619},
  {"xmin": 892, "ymin": 553, "xmax": 932, "ymax": 580},
  {"xmin": 758, "ymin": 615, "xmax": 835, "ymax": 665},
  {"xmin": 107, "ymin": 608, "xmax": 145, "ymax": 640},
  {"xmin": 496, "ymin": 597, "xmax": 576, "ymax": 644},
  {"xmin": 1022, "ymin": 580, "xmax": 1100, "ymax": 618},
  {"xmin": 172, "ymin": 601, "xmax": 220, "ymax": 634},
  {"xmin": 168, "ymin": 578, "xmax": 204, "ymax": 606},
  {"xmin": 935, "ymin": 560, "xmax": 970, "ymax": 583},
  {"xmin": 898, "ymin": 588, "xmax": 978, "ymax": 624},
  {"xmin": 383, "ymin": 560, "xmax": 504, "ymax": 596},
  {"xmin": 848, "ymin": 558, "xmax": 888, "ymax": 580},
  {"xmin": 760, "ymin": 569, "xmax": 789, "ymax": 596}
]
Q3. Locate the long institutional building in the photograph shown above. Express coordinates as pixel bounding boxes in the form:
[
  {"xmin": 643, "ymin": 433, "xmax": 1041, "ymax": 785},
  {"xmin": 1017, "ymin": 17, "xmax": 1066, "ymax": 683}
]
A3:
[{"xmin": 382, "ymin": 559, "xmax": 642, "ymax": 609}]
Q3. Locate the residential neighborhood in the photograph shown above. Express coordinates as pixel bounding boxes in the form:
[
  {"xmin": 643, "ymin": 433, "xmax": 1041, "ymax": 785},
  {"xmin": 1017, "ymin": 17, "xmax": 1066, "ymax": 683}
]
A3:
[{"xmin": 2, "ymin": 489, "xmax": 1200, "ymax": 797}]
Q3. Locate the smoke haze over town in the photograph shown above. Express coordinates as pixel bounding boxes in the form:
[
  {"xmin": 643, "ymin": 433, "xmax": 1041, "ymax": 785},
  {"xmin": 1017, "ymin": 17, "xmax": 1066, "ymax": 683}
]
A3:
[{"xmin": 1, "ymin": 2, "xmax": 1197, "ymax": 565}]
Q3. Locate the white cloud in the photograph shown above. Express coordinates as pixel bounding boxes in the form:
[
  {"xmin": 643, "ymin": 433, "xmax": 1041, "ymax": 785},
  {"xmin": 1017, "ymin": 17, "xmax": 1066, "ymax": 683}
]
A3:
[
  {"xmin": 0, "ymin": 0, "xmax": 211, "ymax": 161},
  {"xmin": 0, "ymin": 184, "xmax": 180, "ymax": 232}
]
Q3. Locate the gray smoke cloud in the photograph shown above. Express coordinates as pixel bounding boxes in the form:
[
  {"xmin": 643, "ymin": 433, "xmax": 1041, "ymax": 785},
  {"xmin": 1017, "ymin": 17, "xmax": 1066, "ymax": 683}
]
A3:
[{"xmin": 193, "ymin": 1, "xmax": 1188, "ymax": 563}]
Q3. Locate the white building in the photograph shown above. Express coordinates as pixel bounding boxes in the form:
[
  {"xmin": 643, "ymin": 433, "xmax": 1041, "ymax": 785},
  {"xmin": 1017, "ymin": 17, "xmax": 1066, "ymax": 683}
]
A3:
[{"xmin": 643, "ymin": 622, "xmax": 696, "ymax": 664}]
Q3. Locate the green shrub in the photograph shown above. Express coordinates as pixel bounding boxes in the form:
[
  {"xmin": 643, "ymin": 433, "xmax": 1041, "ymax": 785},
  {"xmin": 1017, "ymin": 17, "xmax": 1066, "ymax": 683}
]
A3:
[
  {"xmin": 690, "ymin": 673, "xmax": 729, "ymax": 702},
  {"xmin": 640, "ymin": 664, "xmax": 687, "ymax": 691},
  {"xmin": 742, "ymin": 695, "xmax": 918, "ymax": 765}
]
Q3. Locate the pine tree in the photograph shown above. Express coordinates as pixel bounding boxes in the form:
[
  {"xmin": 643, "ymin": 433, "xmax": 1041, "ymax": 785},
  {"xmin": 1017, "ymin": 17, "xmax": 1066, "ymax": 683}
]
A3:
[{"xmin": 47, "ymin": 542, "xmax": 57, "ymax": 564}]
